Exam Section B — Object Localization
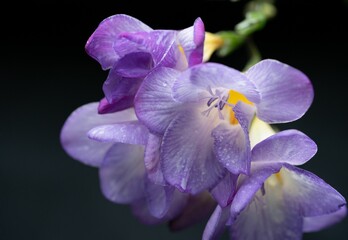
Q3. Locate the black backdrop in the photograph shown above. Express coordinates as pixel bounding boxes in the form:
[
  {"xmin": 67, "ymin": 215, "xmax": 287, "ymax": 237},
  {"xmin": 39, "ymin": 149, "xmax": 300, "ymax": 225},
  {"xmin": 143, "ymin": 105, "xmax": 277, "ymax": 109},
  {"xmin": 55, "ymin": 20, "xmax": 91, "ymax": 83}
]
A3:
[{"xmin": 2, "ymin": 0, "xmax": 348, "ymax": 239}]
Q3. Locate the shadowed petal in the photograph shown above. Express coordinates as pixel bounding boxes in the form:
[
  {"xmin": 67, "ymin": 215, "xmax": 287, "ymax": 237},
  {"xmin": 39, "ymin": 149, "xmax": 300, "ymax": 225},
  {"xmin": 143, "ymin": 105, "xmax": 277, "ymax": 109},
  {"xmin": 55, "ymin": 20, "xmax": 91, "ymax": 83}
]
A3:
[
  {"xmin": 303, "ymin": 205, "xmax": 347, "ymax": 232},
  {"xmin": 172, "ymin": 63, "xmax": 260, "ymax": 103},
  {"xmin": 210, "ymin": 173, "xmax": 237, "ymax": 207},
  {"xmin": 98, "ymin": 97, "xmax": 134, "ymax": 114},
  {"xmin": 99, "ymin": 143, "xmax": 145, "ymax": 204},
  {"xmin": 88, "ymin": 120, "xmax": 149, "ymax": 145},
  {"xmin": 60, "ymin": 103, "xmax": 136, "ymax": 167},
  {"xmin": 134, "ymin": 67, "xmax": 186, "ymax": 134},
  {"xmin": 161, "ymin": 110, "xmax": 226, "ymax": 194},
  {"xmin": 113, "ymin": 52, "xmax": 154, "ymax": 78},
  {"xmin": 85, "ymin": 14, "xmax": 152, "ymax": 70},
  {"xmin": 103, "ymin": 69, "xmax": 143, "ymax": 104},
  {"xmin": 144, "ymin": 133, "xmax": 166, "ymax": 185},
  {"xmin": 246, "ymin": 59, "xmax": 314, "ymax": 123},
  {"xmin": 202, "ymin": 206, "xmax": 230, "ymax": 240},
  {"xmin": 251, "ymin": 129, "xmax": 317, "ymax": 165}
]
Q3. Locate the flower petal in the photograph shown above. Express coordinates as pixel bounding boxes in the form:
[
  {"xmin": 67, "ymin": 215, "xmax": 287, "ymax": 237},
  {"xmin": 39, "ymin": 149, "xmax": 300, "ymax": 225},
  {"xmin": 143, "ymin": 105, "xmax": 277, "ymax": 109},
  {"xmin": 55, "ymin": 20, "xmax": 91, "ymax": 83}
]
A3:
[
  {"xmin": 113, "ymin": 52, "xmax": 154, "ymax": 78},
  {"xmin": 144, "ymin": 133, "xmax": 166, "ymax": 185},
  {"xmin": 230, "ymin": 171, "xmax": 303, "ymax": 240},
  {"xmin": 134, "ymin": 67, "xmax": 186, "ymax": 134},
  {"xmin": 172, "ymin": 63, "xmax": 260, "ymax": 103},
  {"xmin": 303, "ymin": 205, "xmax": 347, "ymax": 232},
  {"xmin": 103, "ymin": 69, "xmax": 143, "ymax": 104},
  {"xmin": 131, "ymin": 198, "xmax": 167, "ymax": 225},
  {"xmin": 246, "ymin": 59, "xmax": 314, "ymax": 123},
  {"xmin": 85, "ymin": 14, "xmax": 152, "ymax": 70},
  {"xmin": 60, "ymin": 103, "xmax": 136, "ymax": 167},
  {"xmin": 161, "ymin": 110, "xmax": 226, "ymax": 194},
  {"xmin": 249, "ymin": 117, "xmax": 276, "ymax": 148},
  {"xmin": 99, "ymin": 143, "xmax": 145, "ymax": 204},
  {"xmin": 210, "ymin": 173, "xmax": 237, "ymax": 207},
  {"xmin": 282, "ymin": 164, "xmax": 346, "ymax": 217},
  {"xmin": 88, "ymin": 120, "xmax": 149, "ymax": 145},
  {"xmin": 98, "ymin": 97, "xmax": 134, "ymax": 114},
  {"xmin": 177, "ymin": 17, "xmax": 205, "ymax": 66},
  {"xmin": 213, "ymin": 102, "xmax": 255, "ymax": 175},
  {"xmin": 202, "ymin": 206, "xmax": 230, "ymax": 240},
  {"xmin": 251, "ymin": 129, "xmax": 317, "ymax": 165}
]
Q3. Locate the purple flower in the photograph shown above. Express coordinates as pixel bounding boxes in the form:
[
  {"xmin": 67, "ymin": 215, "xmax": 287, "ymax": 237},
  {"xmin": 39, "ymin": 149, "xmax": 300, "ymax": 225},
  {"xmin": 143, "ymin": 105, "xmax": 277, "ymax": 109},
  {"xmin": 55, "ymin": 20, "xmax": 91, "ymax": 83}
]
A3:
[
  {"xmin": 60, "ymin": 103, "xmax": 189, "ymax": 223},
  {"xmin": 202, "ymin": 124, "xmax": 347, "ymax": 240},
  {"xmin": 85, "ymin": 14, "xmax": 205, "ymax": 113},
  {"xmin": 134, "ymin": 59, "xmax": 314, "ymax": 194}
]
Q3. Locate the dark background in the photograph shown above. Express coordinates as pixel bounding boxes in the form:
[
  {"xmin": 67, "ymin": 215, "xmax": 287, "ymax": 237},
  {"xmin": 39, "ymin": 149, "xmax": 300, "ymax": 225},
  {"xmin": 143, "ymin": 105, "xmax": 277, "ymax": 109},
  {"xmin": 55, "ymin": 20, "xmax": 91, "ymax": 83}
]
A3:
[{"xmin": 2, "ymin": 0, "xmax": 348, "ymax": 239}]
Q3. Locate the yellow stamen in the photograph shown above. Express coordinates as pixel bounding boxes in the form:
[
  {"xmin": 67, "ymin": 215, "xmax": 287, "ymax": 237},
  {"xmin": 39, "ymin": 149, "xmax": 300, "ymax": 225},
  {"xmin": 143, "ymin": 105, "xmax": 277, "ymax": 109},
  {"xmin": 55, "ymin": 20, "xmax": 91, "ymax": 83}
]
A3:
[{"xmin": 226, "ymin": 90, "xmax": 253, "ymax": 125}]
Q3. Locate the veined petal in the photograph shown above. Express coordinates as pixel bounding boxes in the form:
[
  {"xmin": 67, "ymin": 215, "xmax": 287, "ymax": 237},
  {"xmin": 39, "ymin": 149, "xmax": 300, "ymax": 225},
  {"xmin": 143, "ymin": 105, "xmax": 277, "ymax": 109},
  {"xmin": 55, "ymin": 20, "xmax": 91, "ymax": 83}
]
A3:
[
  {"xmin": 98, "ymin": 97, "xmax": 134, "ymax": 114},
  {"xmin": 210, "ymin": 173, "xmax": 237, "ymax": 207},
  {"xmin": 134, "ymin": 67, "xmax": 186, "ymax": 134},
  {"xmin": 161, "ymin": 109, "xmax": 226, "ymax": 194},
  {"xmin": 99, "ymin": 143, "xmax": 145, "ymax": 204},
  {"xmin": 303, "ymin": 205, "xmax": 347, "ymax": 232},
  {"xmin": 144, "ymin": 133, "xmax": 166, "ymax": 185},
  {"xmin": 246, "ymin": 59, "xmax": 314, "ymax": 123},
  {"xmin": 231, "ymin": 171, "xmax": 303, "ymax": 240},
  {"xmin": 60, "ymin": 103, "xmax": 136, "ymax": 167},
  {"xmin": 177, "ymin": 17, "xmax": 205, "ymax": 66},
  {"xmin": 85, "ymin": 14, "xmax": 152, "ymax": 70},
  {"xmin": 213, "ymin": 102, "xmax": 255, "ymax": 175},
  {"xmin": 251, "ymin": 129, "xmax": 317, "ymax": 165},
  {"xmin": 282, "ymin": 164, "xmax": 346, "ymax": 217},
  {"xmin": 202, "ymin": 205, "xmax": 230, "ymax": 240},
  {"xmin": 172, "ymin": 63, "xmax": 260, "ymax": 103},
  {"xmin": 103, "ymin": 69, "xmax": 143, "ymax": 104},
  {"xmin": 88, "ymin": 120, "xmax": 149, "ymax": 145}
]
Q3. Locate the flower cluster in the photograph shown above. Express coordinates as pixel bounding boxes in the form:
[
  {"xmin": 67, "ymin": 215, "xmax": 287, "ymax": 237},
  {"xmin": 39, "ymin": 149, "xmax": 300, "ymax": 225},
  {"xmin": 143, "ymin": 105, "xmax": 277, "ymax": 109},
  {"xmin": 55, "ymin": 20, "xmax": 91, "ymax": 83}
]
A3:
[{"xmin": 60, "ymin": 14, "xmax": 346, "ymax": 239}]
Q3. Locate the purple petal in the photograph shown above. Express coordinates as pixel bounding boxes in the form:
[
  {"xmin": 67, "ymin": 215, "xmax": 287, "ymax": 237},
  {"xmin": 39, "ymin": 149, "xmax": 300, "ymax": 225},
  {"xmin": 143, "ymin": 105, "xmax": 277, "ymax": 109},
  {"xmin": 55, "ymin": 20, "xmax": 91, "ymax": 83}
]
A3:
[
  {"xmin": 282, "ymin": 164, "xmax": 346, "ymax": 217},
  {"xmin": 144, "ymin": 133, "xmax": 166, "ymax": 185},
  {"xmin": 303, "ymin": 205, "xmax": 347, "ymax": 232},
  {"xmin": 169, "ymin": 191, "xmax": 217, "ymax": 231},
  {"xmin": 85, "ymin": 14, "xmax": 152, "ymax": 70},
  {"xmin": 161, "ymin": 110, "xmax": 226, "ymax": 194},
  {"xmin": 113, "ymin": 52, "xmax": 154, "ymax": 78},
  {"xmin": 98, "ymin": 97, "xmax": 134, "ymax": 114},
  {"xmin": 230, "ymin": 172, "xmax": 303, "ymax": 240},
  {"xmin": 99, "ymin": 143, "xmax": 145, "ymax": 204},
  {"xmin": 210, "ymin": 173, "xmax": 237, "ymax": 207},
  {"xmin": 246, "ymin": 59, "xmax": 314, "ymax": 123},
  {"xmin": 172, "ymin": 63, "xmax": 260, "ymax": 103},
  {"xmin": 103, "ymin": 69, "xmax": 143, "ymax": 104},
  {"xmin": 120, "ymin": 30, "xmax": 180, "ymax": 68},
  {"xmin": 134, "ymin": 67, "xmax": 186, "ymax": 134},
  {"xmin": 229, "ymin": 162, "xmax": 283, "ymax": 221},
  {"xmin": 251, "ymin": 129, "xmax": 317, "ymax": 165},
  {"xmin": 88, "ymin": 120, "xmax": 149, "ymax": 145},
  {"xmin": 60, "ymin": 103, "xmax": 136, "ymax": 167},
  {"xmin": 202, "ymin": 206, "xmax": 230, "ymax": 240},
  {"xmin": 131, "ymin": 198, "xmax": 167, "ymax": 225},
  {"xmin": 177, "ymin": 17, "xmax": 205, "ymax": 66},
  {"xmin": 213, "ymin": 102, "xmax": 255, "ymax": 175}
]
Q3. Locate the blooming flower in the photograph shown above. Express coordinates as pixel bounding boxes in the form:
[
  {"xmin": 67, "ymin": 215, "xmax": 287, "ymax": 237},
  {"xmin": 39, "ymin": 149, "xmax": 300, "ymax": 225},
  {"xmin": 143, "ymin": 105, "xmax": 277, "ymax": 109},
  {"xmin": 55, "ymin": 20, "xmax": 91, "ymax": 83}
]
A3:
[
  {"xmin": 60, "ymin": 103, "xmax": 189, "ymax": 223},
  {"xmin": 85, "ymin": 14, "xmax": 205, "ymax": 113},
  {"xmin": 134, "ymin": 59, "xmax": 314, "ymax": 194},
  {"xmin": 202, "ymin": 118, "xmax": 347, "ymax": 240}
]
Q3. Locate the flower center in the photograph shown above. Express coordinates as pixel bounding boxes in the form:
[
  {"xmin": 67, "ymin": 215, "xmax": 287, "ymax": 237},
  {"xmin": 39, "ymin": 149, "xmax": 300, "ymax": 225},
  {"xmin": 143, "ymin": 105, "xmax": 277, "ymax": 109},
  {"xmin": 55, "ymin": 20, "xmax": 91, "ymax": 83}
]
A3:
[{"xmin": 202, "ymin": 87, "xmax": 253, "ymax": 125}]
